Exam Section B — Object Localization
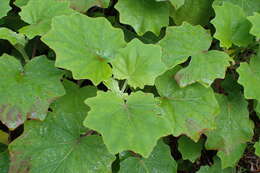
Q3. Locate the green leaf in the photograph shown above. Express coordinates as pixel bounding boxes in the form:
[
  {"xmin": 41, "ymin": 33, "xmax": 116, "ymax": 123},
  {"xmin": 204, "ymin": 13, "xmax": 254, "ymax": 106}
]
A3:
[
  {"xmin": 255, "ymin": 141, "xmax": 260, "ymax": 156},
  {"xmin": 58, "ymin": 0, "xmax": 110, "ymax": 13},
  {"xmin": 42, "ymin": 13, "xmax": 126, "ymax": 85},
  {"xmin": 0, "ymin": 54, "xmax": 65, "ymax": 129},
  {"xmin": 213, "ymin": 0, "xmax": 260, "ymax": 16},
  {"xmin": 84, "ymin": 91, "xmax": 170, "ymax": 157},
  {"xmin": 0, "ymin": 0, "xmax": 11, "ymax": 19},
  {"xmin": 175, "ymin": 50, "xmax": 232, "ymax": 87},
  {"xmin": 205, "ymin": 94, "xmax": 254, "ymax": 168},
  {"xmin": 248, "ymin": 12, "xmax": 260, "ymax": 38},
  {"xmin": 14, "ymin": 0, "xmax": 29, "ymax": 7},
  {"xmin": 197, "ymin": 157, "xmax": 236, "ymax": 173},
  {"xmin": 158, "ymin": 22, "xmax": 212, "ymax": 68},
  {"xmin": 178, "ymin": 136, "xmax": 204, "ymax": 162},
  {"xmin": 0, "ymin": 27, "xmax": 26, "ymax": 46},
  {"xmin": 19, "ymin": 0, "xmax": 75, "ymax": 39},
  {"xmin": 0, "ymin": 144, "xmax": 9, "ymax": 173},
  {"xmin": 169, "ymin": 0, "xmax": 185, "ymax": 9},
  {"xmin": 9, "ymin": 81, "xmax": 115, "ymax": 173},
  {"xmin": 211, "ymin": 2, "xmax": 253, "ymax": 48},
  {"xmin": 112, "ymin": 39, "xmax": 166, "ymax": 89},
  {"xmin": 15, "ymin": 0, "xmax": 110, "ymax": 11},
  {"xmin": 156, "ymin": 0, "xmax": 185, "ymax": 9},
  {"xmin": 155, "ymin": 66, "xmax": 219, "ymax": 141},
  {"xmin": 0, "ymin": 130, "xmax": 8, "ymax": 145},
  {"xmin": 170, "ymin": 0, "xmax": 214, "ymax": 26},
  {"xmin": 119, "ymin": 140, "xmax": 177, "ymax": 173},
  {"xmin": 115, "ymin": 0, "xmax": 169, "ymax": 35},
  {"xmin": 237, "ymin": 48, "xmax": 260, "ymax": 102}
]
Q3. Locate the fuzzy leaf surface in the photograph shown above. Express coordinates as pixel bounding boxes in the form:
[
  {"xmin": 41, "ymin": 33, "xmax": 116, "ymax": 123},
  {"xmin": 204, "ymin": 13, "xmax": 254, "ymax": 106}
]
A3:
[
  {"xmin": 206, "ymin": 94, "xmax": 254, "ymax": 168},
  {"xmin": 211, "ymin": 2, "xmax": 253, "ymax": 48},
  {"xmin": 155, "ymin": 66, "xmax": 219, "ymax": 141},
  {"xmin": 19, "ymin": 0, "xmax": 75, "ymax": 38},
  {"xmin": 248, "ymin": 12, "xmax": 260, "ymax": 38},
  {"xmin": 0, "ymin": 54, "xmax": 65, "ymax": 129},
  {"xmin": 112, "ymin": 39, "xmax": 166, "ymax": 89},
  {"xmin": 9, "ymin": 81, "xmax": 115, "ymax": 173},
  {"xmin": 237, "ymin": 48, "xmax": 260, "ymax": 102},
  {"xmin": 42, "ymin": 13, "xmax": 126, "ymax": 85},
  {"xmin": 115, "ymin": 0, "xmax": 169, "ymax": 35},
  {"xmin": 158, "ymin": 22, "xmax": 211, "ymax": 68},
  {"xmin": 175, "ymin": 50, "xmax": 232, "ymax": 87},
  {"xmin": 84, "ymin": 91, "xmax": 170, "ymax": 157},
  {"xmin": 119, "ymin": 140, "xmax": 177, "ymax": 173}
]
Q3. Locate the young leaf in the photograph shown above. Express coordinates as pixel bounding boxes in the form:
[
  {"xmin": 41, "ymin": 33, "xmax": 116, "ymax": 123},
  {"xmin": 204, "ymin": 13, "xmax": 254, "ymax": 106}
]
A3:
[
  {"xmin": 170, "ymin": 0, "xmax": 214, "ymax": 26},
  {"xmin": 0, "ymin": 0, "xmax": 11, "ymax": 19},
  {"xmin": 0, "ymin": 27, "xmax": 26, "ymax": 46},
  {"xmin": 42, "ymin": 13, "xmax": 126, "ymax": 85},
  {"xmin": 158, "ymin": 22, "xmax": 212, "ymax": 68},
  {"xmin": 178, "ymin": 136, "xmax": 204, "ymax": 162},
  {"xmin": 155, "ymin": 66, "xmax": 219, "ymax": 141},
  {"xmin": 197, "ymin": 157, "xmax": 236, "ymax": 173},
  {"xmin": 19, "ymin": 0, "xmax": 75, "ymax": 39},
  {"xmin": 237, "ymin": 48, "xmax": 260, "ymax": 102},
  {"xmin": 112, "ymin": 39, "xmax": 166, "ymax": 89},
  {"xmin": 205, "ymin": 94, "xmax": 254, "ymax": 168},
  {"xmin": 175, "ymin": 50, "xmax": 232, "ymax": 87},
  {"xmin": 0, "ymin": 54, "xmax": 65, "ymax": 129},
  {"xmin": 211, "ymin": 2, "xmax": 253, "ymax": 48},
  {"xmin": 248, "ymin": 12, "xmax": 260, "ymax": 38},
  {"xmin": 84, "ymin": 91, "xmax": 170, "ymax": 158},
  {"xmin": 119, "ymin": 140, "xmax": 177, "ymax": 173},
  {"xmin": 115, "ymin": 0, "xmax": 169, "ymax": 35},
  {"xmin": 255, "ymin": 142, "xmax": 260, "ymax": 156},
  {"xmin": 9, "ymin": 81, "xmax": 116, "ymax": 173}
]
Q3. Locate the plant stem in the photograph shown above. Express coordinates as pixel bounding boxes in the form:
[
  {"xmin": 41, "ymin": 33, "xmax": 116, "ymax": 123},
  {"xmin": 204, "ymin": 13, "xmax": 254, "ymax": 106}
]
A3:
[{"xmin": 15, "ymin": 44, "xmax": 30, "ymax": 63}]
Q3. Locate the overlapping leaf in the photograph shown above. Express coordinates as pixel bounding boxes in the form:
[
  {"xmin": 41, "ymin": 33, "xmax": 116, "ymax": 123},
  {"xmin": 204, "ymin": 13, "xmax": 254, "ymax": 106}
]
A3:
[
  {"xmin": 214, "ymin": 0, "xmax": 260, "ymax": 16},
  {"xmin": 119, "ymin": 140, "xmax": 177, "ymax": 173},
  {"xmin": 206, "ymin": 93, "xmax": 254, "ymax": 168},
  {"xmin": 42, "ymin": 13, "xmax": 126, "ymax": 85},
  {"xmin": 112, "ymin": 39, "xmax": 166, "ymax": 89},
  {"xmin": 115, "ymin": 0, "xmax": 169, "ymax": 35},
  {"xmin": 175, "ymin": 50, "xmax": 232, "ymax": 87},
  {"xmin": 9, "ymin": 81, "xmax": 116, "ymax": 173},
  {"xmin": 19, "ymin": 0, "xmax": 75, "ymax": 39},
  {"xmin": 158, "ymin": 22, "xmax": 211, "ymax": 68},
  {"xmin": 170, "ymin": 0, "xmax": 214, "ymax": 26},
  {"xmin": 211, "ymin": 2, "xmax": 253, "ymax": 48},
  {"xmin": 0, "ymin": 27, "xmax": 26, "ymax": 46},
  {"xmin": 0, "ymin": 0, "xmax": 11, "ymax": 19},
  {"xmin": 248, "ymin": 12, "xmax": 260, "ymax": 38},
  {"xmin": 155, "ymin": 66, "xmax": 219, "ymax": 141},
  {"xmin": 197, "ymin": 157, "xmax": 236, "ymax": 173},
  {"xmin": 158, "ymin": 22, "xmax": 231, "ymax": 87},
  {"xmin": 0, "ymin": 54, "xmax": 65, "ymax": 129},
  {"xmin": 15, "ymin": 0, "xmax": 110, "ymax": 12},
  {"xmin": 84, "ymin": 91, "xmax": 170, "ymax": 157},
  {"xmin": 178, "ymin": 136, "xmax": 204, "ymax": 162},
  {"xmin": 237, "ymin": 48, "xmax": 260, "ymax": 102}
]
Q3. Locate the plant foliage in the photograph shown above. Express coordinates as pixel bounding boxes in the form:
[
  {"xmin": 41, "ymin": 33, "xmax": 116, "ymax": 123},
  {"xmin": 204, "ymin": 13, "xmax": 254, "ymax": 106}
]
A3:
[{"xmin": 0, "ymin": 0, "xmax": 259, "ymax": 172}]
